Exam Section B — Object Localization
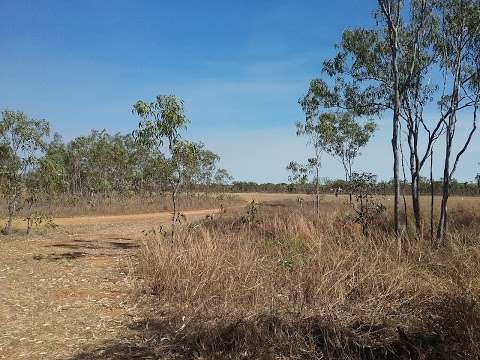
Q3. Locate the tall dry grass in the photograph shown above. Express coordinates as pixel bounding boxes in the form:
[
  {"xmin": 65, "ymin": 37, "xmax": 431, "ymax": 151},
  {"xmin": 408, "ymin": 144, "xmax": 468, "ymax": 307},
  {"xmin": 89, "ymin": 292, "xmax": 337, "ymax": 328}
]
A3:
[{"xmin": 136, "ymin": 199, "xmax": 480, "ymax": 359}]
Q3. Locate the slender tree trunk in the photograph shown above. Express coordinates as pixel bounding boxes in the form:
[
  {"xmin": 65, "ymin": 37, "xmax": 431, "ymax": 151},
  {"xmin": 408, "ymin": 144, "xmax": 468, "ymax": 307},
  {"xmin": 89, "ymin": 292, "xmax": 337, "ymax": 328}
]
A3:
[
  {"xmin": 430, "ymin": 147, "xmax": 435, "ymax": 242},
  {"xmin": 3, "ymin": 193, "xmax": 17, "ymax": 235},
  {"xmin": 26, "ymin": 199, "xmax": 33, "ymax": 235},
  {"xmin": 408, "ymin": 129, "xmax": 422, "ymax": 234},
  {"xmin": 379, "ymin": 0, "xmax": 402, "ymax": 240},
  {"xmin": 171, "ymin": 187, "xmax": 177, "ymax": 240},
  {"xmin": 392, "ymin": 110, "xmax": 401, "ymax": 238},
  {"xmin": 4, "ymin": 212, "xmax": 13, "ymax": 235},
  {"xmin": 436, "ymin": 55, "xmax": 462, "ymax": 243},
  {"xmin": 411, "ymin": 175, "xmax": 421, "ymax": 233},
  {"xmin": 435, "ymin": 29, "xmax": 469, "ymax": 243},
  {"xmin": 390, "ymin": 14, "xmax": 402, "ymax": 239},
  {"xmin": 345, "ymin": 163, "xmax": 353, "ymax": 203},
  {"xmin": 400, "ymin": 134, "xmax": 409, "ymax": 228},
  {"xmin": 27, "ymin": 219, "xmax": 32, "ymax": 235},
  {"xmin": 430, "ymin": 148, "xmax": 434, "ymax": 242},
  {"xmin": 437, "ymin": 177, "xmax": 449, "ymax": 242},
  {"xmin": 315, "ymin": 165, "xmax": 319, "ymax": 217},
  {"xmin": 437, "ymin": 132, "xmax": 452, "ymax": 243}
]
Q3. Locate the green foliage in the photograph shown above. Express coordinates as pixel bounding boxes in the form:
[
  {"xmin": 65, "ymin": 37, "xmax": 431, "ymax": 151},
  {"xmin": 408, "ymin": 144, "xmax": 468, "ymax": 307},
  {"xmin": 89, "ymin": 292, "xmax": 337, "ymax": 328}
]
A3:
[
  {"xmin": 296, "ymin": 75, "xmax": 376, "ymax": 197},
  {"xmin": 240, "ymin": 200, "xmax": 259, "ymax": 224},
  {"xmin": 132, "ymin": 95, "xmax": 188, "ymax": 150},
  {"xmin": 0, "ymin": 103, "xmax": 229, "ymax": 237},
  {"xmin": 286, "ymin": 161, "xmax": 309, "ymax": 185},
  {"xmin": 24, "ymin": 127, "xmax": 229, "ymax": 198},
  {"xmin": 0, "ymin": 110, "xmax": 50, "ymax": 234},
  {"xmin": 277, "ymin": 258, "xmax": 294, "ymax": 270},
  {"xmin": 132, "ymin": 94, "xmax": 231, "ymax": 238},
  {"xmin": 24, "ymin": 212, "xmax": 57, "ymax": 234},
  {"xmin": 348, "ymin": 172, "xmax": 386, "ymax": 237},
  {"xmin": 213, "ymin": 168, "xmax": 233, "ymax": 187}
]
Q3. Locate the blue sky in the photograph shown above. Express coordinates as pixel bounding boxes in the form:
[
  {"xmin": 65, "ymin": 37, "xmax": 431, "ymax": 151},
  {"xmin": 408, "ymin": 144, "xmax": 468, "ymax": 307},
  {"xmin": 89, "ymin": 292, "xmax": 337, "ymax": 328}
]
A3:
[{"xmin": 1, "ymin": 0, "xmax": 478, "ymax": 182}]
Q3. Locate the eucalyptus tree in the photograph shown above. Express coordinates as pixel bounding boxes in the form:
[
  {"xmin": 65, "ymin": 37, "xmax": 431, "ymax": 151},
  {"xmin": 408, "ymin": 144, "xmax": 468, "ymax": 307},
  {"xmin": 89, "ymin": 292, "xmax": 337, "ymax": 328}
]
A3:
[
  {"xmin": 330, "ymin": 0, "xmax": 477, "ymax": 240},
  {"xmin": 60, "ymin": 130, "xmax": 136, "ymax": 195},
  {"xmin": 331, "ymin": 114, "xmax": 376, "ymax": 198},
  {"xmin": 213, "ymin": 168, "xmax": 233, "ymax": 192},
  {"xmin": 194, "ymin": 146, "xmax": 232, "ymax": 193},
  {"xmin": 35, "ymin": 133, "xmax": 70, "ymax": 196},
  {"xmin": 306, "ymin": 25, "xmax": 401, "ymax": 235},
  {"xmin": 435, "ymin": 0, "xmax": 480, "ymax": 242},
  {"xmin": 162, "ymin": 140, "xmax": 201, "ymax": 234},
  {"xmin": 289, "ymin": 113, "xmax": 335, "ymax": 216},
  {"xmin": 194, "ymin": 143, "xmax": 220, "ymax": 194},
  {"xmin": 286, "ymin": 160, "xmax": 309, "ymax": 192},
  {"xmin": 23, "ymin": 133, "xmax": 71, "ymax": 234},
  {"xmin": 393, "ymin": 0, "xmax": 448, "ymax": 234},
  {"xmin": 304, "ymin": 0, "xmax": 470, "ymax": 240},
  {"xmin": 0, "ymin": 110, "xmax": 50, "ymax": 235},
  {"xmin": 93, "ymin": 132, "xmax": 136, "ymax": 193},
  {"xmin": 132, "ymin": 95, "xmax": 192, "ymax": 238},
  {"xmin": 301, "ymin": 107, "xmax": 376, "ymax": 201}
]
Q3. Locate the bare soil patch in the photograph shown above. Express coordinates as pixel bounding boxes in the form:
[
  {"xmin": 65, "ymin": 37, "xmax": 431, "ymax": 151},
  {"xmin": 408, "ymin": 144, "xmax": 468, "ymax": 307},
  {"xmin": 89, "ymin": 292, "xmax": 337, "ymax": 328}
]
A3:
[{"xmin": 0, "ymin": 207, "xmax": 225, "ymax": 360}]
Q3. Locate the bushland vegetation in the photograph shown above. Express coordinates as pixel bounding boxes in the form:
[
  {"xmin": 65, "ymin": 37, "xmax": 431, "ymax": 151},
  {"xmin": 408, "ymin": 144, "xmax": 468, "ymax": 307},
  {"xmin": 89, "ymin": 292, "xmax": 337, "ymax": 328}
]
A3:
[
  {"xmin": 0, "ymin": 107, "xmax": 233, "ymax": 233},
  {"xmin": 136, "ymin": 197, "xmax": 480, "ymax": 359},
  {"xmin": 2, "ymin": 0, "xmax": 480, "ymax": 359},
  {"xmin": 129, "ymin": 1, "xmax": 480, "ymax": 359}
]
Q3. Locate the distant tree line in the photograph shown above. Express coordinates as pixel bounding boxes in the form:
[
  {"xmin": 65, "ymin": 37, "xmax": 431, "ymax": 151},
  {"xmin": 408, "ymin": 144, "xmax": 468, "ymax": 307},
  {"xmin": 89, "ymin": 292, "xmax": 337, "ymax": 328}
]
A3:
[
  {"xmin": 0, "ymin": 108, "xmax": 231, "ymax": 235},
  {"xmin": 228, "ymin": 178, "xmax": 480, "ymax": 197},
  {"xmin": 35, "ymin": 130, "xmax": 231, "ymax": 196}
]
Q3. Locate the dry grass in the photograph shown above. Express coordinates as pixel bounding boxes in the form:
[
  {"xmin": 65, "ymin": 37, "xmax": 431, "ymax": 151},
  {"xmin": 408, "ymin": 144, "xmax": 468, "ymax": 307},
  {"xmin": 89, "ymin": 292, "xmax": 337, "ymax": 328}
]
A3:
[
  {"xmin": 135, "ymin": 198, "xmax": 480, "ymax": 359},
  {"xmin": 0, "ymin": 192, "xmax": 241, "ymax": 219}
]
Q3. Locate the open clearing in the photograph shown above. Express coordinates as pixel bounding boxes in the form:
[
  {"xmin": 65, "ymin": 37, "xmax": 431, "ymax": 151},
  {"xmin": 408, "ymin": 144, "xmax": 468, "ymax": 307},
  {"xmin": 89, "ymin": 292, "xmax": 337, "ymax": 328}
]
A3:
[
  {"xmin": 1, "ymin": 193, "xmax": 478, "ymax": 359},
  {"xmin": 0, "ymin": 206, "xmax": 236, "ymax": 359}
]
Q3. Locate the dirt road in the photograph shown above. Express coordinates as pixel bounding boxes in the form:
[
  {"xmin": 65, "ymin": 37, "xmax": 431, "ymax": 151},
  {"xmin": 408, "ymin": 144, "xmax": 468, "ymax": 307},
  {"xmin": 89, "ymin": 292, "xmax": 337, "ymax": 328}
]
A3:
[{"xmin": 0, "ymin": 207, "xmax": 227, "ymax": 360}]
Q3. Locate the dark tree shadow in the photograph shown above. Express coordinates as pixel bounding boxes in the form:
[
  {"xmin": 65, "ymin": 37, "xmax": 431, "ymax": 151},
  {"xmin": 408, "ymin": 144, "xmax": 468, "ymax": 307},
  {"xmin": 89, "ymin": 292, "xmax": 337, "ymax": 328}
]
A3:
[
  {"xmin": 260, "ymin": 202, "xmax": 288, "ymax": 208},
  {"xmin": 47, "ymin": 238, "xmax": 139, "ymax": 251},
  {"xmin": 109, "ymin": 236, "xmax": 134, "ymax": 241},
  {"xmin": 107, "ymin": 241, "xmax": 140, "ymax": 249},
  {"xmin": 70, "ymin": 343, "xmax": 157, "ymax": 360},
  {"xmin": 33, "ymin": 251, "xmax": 88, "ymax": 261},
  {"xmin": 67, "ymin": 314, "xmax": 450, "ymax": 360},
  {"xmin": 48, "ymin": 243, "xmax": 103, "ymax": 250}
]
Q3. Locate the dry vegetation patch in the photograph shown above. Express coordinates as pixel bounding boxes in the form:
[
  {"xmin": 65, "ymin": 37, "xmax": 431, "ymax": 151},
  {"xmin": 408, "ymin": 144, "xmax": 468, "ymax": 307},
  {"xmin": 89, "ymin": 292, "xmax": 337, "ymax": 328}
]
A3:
[
  {"xmin": 132, "ymin": 199, "xmax": 480, "ymax": 359},
  {"xmin": 2, "ymin": 195, "xmax": 480, "ymax": 360}
]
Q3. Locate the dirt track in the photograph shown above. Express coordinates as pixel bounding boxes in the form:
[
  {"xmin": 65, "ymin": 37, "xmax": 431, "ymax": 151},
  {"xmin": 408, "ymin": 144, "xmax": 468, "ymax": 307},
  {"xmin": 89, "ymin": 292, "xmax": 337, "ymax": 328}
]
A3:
[
  {"xmin": 54, "ymin": 207, "xmax": 225, "ymax": 226},
  {"xmin": 52, "ymin": 192, "xmax": 311, "ymax": 227},
  {"xmin": 0, "ymin": 206, "xmax": 230, "ymax": 360},
  {"xmin": 0, "ymin": 194, "xmax": 302, "ymax": 360}
]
